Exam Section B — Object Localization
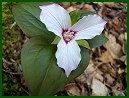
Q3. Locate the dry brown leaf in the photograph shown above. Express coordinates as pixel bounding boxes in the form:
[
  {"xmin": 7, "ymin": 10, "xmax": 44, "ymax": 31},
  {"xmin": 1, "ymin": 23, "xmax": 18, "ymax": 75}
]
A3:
[
  {"xmin": 112, "ymin": 17, "xmax": 121, "ymax": 32},
  {"xmin": 98, "ymin": 63, "xmax": 116, "ymax": 78},
  {"xmin": 112, "ymin": 83, "xmax": 125, "ymax": 96},
  {"xmin": 120, "ymin": 55, "xmax": 126, "ymax": 62},
  {"xmin": 85, "ymin": 62, "xmax": 95, "ymax": 74},
  {"xmin": 84, "ymin": 4, "xmax": 95, "ymax": 12},
  {"xmin": 118, "ymin": 68, "xmax": 125, "ymax": 74},
  {"xmin": 105, "ymin": 34, "xmax": 122, "ymax": 59},
  {"xmin": 85, "ymin": 61, "xmax": 104, "ymax": 84},
  {"xmin": 85, "ymin": 61, "xmax": 96, "ymax": 84},
  {"xmin": 94, "ymin": 73, "xmax": 103, "ymax": 82},
  {"xmin": 76, "ymin": 74, "xmax": 86, "ymax": 83},
  {"xmin": 93, "ymin": 2, "xmax": 104, "ymax": 6},
  {"xmin": 79, "ymin": 2, "xmax": 85, "ymax": 9},
  {"xmin": 66, "ymin": 84, "xmax": 81, "ymax": 96},
  {"xmin": 122, "ymin": 41, "xmax": 126, "ymax": 54},
  {"xmin": 103, "ymin": 2, "xmax": 122, "ymax": 9},
  {"xmin": 105, "ymin": 74, "xmax": 115, "ymax": 86},
  {"xmin": 100, "ymin": 51, "xmax": 115, "ymax": 64},
  {"xmin": 62, "ymin": 2, "xmax": 71, "ymax": 8},
  {"xmin": 80, "ymin": 86, "xmax": 87, "ymax": 96},
  {"xmin": 91, "ymin": 78, "xmax": 108, "ymax": 96},
  {"xmin": 67, "ymin": 6, "xmax": 77, "ymax": 12},
  {"xmin": 118, "ymin": 33, "xmax": 125, "ymax": 44}
]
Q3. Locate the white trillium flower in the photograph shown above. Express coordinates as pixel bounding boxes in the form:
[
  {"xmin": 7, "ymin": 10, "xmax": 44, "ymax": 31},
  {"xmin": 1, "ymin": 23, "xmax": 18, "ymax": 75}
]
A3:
[{"xmin": 39, "ymin": 4, "xmax": 107, "ymax": 77}]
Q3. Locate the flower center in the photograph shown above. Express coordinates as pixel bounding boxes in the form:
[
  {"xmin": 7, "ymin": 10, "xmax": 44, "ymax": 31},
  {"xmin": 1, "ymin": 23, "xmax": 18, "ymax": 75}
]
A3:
[{"xmin": 62, "ymin": 30, "xmax": 76, "ymax": 43}]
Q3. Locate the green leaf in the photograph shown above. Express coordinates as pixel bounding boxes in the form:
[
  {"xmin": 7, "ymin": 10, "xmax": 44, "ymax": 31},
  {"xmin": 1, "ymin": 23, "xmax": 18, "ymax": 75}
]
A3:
[
  {"xmin": 77, "ymin": 10, "xmax": 95, "ymax": 19},
  {"xmin": 77, "ymin": 40, "xmax": 90, "ymax": 49},
  {"xmin": 69, "ymin": 10, "xmax": 79, "ymax": 25},
  {"xmin": 21, "ymin": 36, "xmax": 90, "ymax": 95},
  {"xmin": 51, "ymin": 36, "xmax": 61, "ymax": 44},
  {"xmin": 87, "ymin": 34, "xmax": 108, "ymax": 48},
  {"xmin": 12, "ymin": 3, "xmax": 55, "ymax": 41},
  {"xmin": 70, "ymin": 9, "xmax": 95, "ymax": 25}
]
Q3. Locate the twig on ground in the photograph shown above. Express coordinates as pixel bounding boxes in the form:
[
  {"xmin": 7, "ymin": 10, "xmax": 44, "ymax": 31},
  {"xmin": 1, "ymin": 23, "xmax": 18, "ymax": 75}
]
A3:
[
  {"xmin": 2, "ymin": 69, "xmax": 22, "ymax": 75},
  {"xmin": 21, "ymin": 87, "xmax": 31, "ymax": 96}
]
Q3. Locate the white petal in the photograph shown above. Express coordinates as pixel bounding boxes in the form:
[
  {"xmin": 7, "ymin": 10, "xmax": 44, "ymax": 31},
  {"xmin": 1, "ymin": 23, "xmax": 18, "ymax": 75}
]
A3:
[
  {"xmin": 56, "ymin": 39, "xmax": 81, "ymax": 77},
  {"xmin": 70, "ymin": 14, "xmax": 107, "ymax": 40},
  {"xmin": 39, "ymin": 4, "xmax": 71, "ymax": 37}
]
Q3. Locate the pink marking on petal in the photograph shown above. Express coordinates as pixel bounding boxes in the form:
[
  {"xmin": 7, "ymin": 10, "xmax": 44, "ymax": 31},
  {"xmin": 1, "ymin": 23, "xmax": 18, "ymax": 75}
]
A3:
[{"xmin": 62, "ymin": 28, "xmax": 78, "ymax": 44}]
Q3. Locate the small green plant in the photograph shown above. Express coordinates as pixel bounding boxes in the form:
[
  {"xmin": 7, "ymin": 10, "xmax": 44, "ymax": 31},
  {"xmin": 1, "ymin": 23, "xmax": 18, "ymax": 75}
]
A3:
[
  {"xmin": 2, "ymin": 2, "xmax": 19, "ymax": 58},
  {"xmin": 13, "ymin": 3, "xmax": 107, "ymax": 96}
]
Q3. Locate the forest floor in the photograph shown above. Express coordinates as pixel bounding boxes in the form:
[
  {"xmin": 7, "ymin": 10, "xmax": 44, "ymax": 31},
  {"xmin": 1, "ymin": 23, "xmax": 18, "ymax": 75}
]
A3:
[{"xmin": 2, "ymin": 2, "xmax": 127, "ymax": 96}]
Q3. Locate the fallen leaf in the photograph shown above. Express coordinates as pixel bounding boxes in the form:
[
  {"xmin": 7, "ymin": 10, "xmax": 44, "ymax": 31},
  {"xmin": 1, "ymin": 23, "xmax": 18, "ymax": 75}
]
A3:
[
  {"xmin": 76, "ymin": 74, "xmax": 86, "ymax": 83},
  {"xmin": 118, "ymin": 33, "xmax": 125, "ymax": 44},
  {"xmin": 98, "ymin": 63, "xmax": 116, "ymax": 78},
  {"xmin": 118, "ymin": 68, "xmax": 125, "ymax": 74},
  {"xmin": 85, "ymin": 61, "xmax": 95, "ymax": 75},
  {"xmin": 66, "ymin": 83, "xmax": 81, "ymax": 96},
  {"xmin": 100, "ymin": 51, "xmax": 115, "ymax": 64},
  {"xmin": 112, "ymin": 83, "xmax": 125, "ymax": 96},
  {"xmin": 67, "ymin": 6, "xmax": 77, "ymax": 12},
  {"xmin": 103, "ymin": 2, "xmax": 122, "ymax": 9},
  {"xmin": 91, "ymin": 78, "xmax": 108, "ymax": 96},
  {"xmin": 62, "ymin": 2, "xmax": 71, "ymax": 8},
  {"xmin": 84, "ymin": 4, "xmax": 95, "ymax": 12},
  {"xmin": 85, "ymin": 61, "xmax": 96, "ymax": 85},
  {"xmin": 104, "ymin": 34, "xmax": 122, "ymax": 59},
  {"xmin": 120, "ymin": 55, "xmax": 126, "ymax": 62},
  {"xmin": 79, "ymin": 2, "xmax": 85, "ymax": 9},
  {"xmin": 105, "ymin": 73, "xmax": 115, "ymax": 86},
  {"xmin": 80, "ymin": 85, "xmax": 87, "ymax": 96},
  {"xmin": 94, "ymin": 73, "xmax": 104, "ymax": 82}
]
